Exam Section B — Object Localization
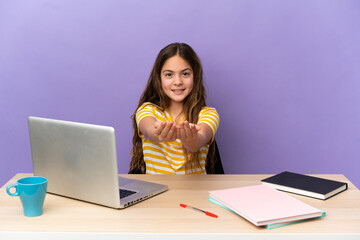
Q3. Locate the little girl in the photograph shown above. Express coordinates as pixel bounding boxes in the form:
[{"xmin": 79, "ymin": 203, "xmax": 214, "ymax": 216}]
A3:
[{"xmin": 129, "ymin": 43, "xmax": 219, "ymax": 174}]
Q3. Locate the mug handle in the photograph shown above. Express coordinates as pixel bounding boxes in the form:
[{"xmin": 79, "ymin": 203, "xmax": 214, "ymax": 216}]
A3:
[{"xmin": 6, "ymin": 184, "xmax": 19, "ymax": 196}]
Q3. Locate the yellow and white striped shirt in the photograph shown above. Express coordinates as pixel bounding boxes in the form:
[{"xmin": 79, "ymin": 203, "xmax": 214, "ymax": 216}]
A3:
[{"xmin": 136, "ymin": 102, "xmax": 220, "ymax": 174}]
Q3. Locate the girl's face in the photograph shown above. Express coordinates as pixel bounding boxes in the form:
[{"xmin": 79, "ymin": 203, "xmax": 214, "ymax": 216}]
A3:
[{"xmin": 160, "ymin": 55, "xmax": 194, "ymax": 106}]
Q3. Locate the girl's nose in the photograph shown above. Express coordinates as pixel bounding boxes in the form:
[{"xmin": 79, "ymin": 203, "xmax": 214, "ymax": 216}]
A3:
[{"xmin": 174, "ymin": 75, "xmax": 183, "ymax": 85}]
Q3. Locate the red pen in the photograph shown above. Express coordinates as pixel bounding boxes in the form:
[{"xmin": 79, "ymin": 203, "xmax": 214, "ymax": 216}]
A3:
[{"xmin": 180, "ymin": 203, "xmax": 218, "ymax": 218}]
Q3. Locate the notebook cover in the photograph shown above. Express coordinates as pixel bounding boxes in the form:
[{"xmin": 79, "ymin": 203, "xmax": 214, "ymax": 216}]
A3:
[
  {"xmin": 208, "ymin": 197, "xmax": 326, "ymax": 229},
  {"xmin": 261, "ymin": 171, "xmax": 348, "ymax": 198},
  {"xmin": 209, "ymin": 184, "xmax": 324, "ymax": 226}
]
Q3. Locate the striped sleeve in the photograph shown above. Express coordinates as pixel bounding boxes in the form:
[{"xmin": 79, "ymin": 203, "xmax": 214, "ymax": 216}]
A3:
[
  {"xmin": 135, "ymin": 103, "xmax": 156, "ymax": 127},
  {"xmin": 136, "ymin": 103, "xmax": 161, "ymax": 137},
  {"xmin": 197, "ymin": 107, "xmax": 220, "ymax": 142}
]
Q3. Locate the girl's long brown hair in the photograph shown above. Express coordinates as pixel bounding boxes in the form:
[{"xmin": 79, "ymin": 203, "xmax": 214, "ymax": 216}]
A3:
[{"xmin": 129, "ymin": 43, "xmax": 215, "ymax": 174}]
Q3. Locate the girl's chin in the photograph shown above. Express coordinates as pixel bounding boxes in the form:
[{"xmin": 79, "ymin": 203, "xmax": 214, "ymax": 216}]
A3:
[
  {"xmin": 167, "ymin": 93, "xmax": 189, "ymax": 101},
  {"xmin": 169, "ymin": 97, "xmax": 187, "ymax": 104}
]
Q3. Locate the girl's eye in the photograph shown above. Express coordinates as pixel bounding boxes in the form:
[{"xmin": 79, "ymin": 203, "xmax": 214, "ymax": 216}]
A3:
[
  {"xmin": 165, "ymin": 73, "xmax": 173, "ymax": 77},
  {"xmin": 183, "ymin": 72, "xmax": 191, "ymax": 76}
]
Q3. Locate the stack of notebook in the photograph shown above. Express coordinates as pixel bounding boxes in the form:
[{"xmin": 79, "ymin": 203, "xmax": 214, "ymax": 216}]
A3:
[{"xmin": 209, "ymin": 184, "xmax": 326, "ymax": 229}]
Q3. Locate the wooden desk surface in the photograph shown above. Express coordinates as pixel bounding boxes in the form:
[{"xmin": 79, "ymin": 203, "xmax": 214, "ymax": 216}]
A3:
[{"xmin": 1, "ymin": 173, "xmax": 360, "ymax": 240}]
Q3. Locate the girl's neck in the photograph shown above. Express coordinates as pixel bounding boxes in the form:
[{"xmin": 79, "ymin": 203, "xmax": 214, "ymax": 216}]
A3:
[{"xmin": 168, "ymin": 101, "xmax": 184, "ymax": 124}]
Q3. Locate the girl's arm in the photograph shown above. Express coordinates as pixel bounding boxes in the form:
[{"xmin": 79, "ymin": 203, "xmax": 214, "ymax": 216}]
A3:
[
  {"xmin": 139, "ymin": 116, "xmax": 177, "ymax": 142},
  {"xmin": 177, "ymin": 121, "xmax": 213, "ymax": 152}
]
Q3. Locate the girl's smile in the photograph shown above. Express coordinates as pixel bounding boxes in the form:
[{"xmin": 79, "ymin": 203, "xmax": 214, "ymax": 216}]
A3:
[{"xmin": 172, "ymin": 88, "xmax": 185, "ymax": 94}]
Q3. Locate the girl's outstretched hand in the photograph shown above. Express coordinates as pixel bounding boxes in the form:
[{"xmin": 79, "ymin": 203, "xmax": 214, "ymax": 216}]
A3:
[
  {"xmin": 154, "ymin": 121, "xmax": 177, "ymax": 142},
  {"xmin": 177, "ymin": 121, "xmax": 201, "ymax": 148}
]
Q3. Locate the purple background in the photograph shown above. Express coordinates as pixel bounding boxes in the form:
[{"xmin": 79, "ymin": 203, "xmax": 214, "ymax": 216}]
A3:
[{"xmin": 1, "ymin": 0, "xmax": 359, "ymax": 188}]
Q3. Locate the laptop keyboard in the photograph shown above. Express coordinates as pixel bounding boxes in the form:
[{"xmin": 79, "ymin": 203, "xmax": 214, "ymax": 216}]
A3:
[{"xmin": 120, "ymin": 189, "xmax": 137, "ymax": 199}]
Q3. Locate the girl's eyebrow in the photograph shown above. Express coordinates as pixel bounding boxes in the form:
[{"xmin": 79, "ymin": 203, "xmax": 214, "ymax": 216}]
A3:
[
  {"xmin": 163, "ymin": 68, "xmax": 192, "ymax": 73},
  {"xmin": 162, "ymin": 69, "xmax": 174, "ymax": 73}
]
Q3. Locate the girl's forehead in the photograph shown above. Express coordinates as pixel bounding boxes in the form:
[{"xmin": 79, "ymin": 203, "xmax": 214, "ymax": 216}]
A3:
[{"xmin": 162, "ymin": 55, "xmax": 192, "ymax": 71}]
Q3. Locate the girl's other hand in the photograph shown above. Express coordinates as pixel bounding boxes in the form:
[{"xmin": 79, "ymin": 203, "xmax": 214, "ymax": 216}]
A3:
[{"xmin": 154, "ymin": 121, "xmax": 177, "ymax": 142}]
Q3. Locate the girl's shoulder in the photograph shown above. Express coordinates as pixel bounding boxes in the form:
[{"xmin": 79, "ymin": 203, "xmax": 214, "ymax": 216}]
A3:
[
  {"xmin": 137, "ymin": 102, "xmax": 164, "ymax": 112},
  {"xmin": 201, "ymin": 106, "xmax": 217, "ymax": 111},
  {"xmin": 199, "ymin": 106, "xmax": 218, "ymax": 115}
]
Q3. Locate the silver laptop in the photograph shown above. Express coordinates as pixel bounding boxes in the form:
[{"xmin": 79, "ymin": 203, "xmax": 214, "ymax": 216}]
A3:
[{"xmin": 28, "ymin": 116, "xmax": 168, "ymax": 209}]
